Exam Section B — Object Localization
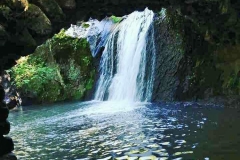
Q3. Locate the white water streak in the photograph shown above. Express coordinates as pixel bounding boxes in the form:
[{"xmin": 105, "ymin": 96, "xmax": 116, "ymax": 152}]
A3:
[{"xmin": 95, "ymin": 8, "xmax": 156, "ymax": 102}]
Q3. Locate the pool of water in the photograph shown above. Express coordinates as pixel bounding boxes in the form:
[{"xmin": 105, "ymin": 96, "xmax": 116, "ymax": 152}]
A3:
[{"xmin": 8, "ymin": 101, "xmax": 240, "ymax": 160}]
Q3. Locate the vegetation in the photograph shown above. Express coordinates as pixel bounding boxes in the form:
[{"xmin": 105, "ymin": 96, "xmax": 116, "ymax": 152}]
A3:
[
  {"xmin": 81, "ymin": 23, "xmax": 90, "ymax": 28},
  {"xmin": 10, "ymin": 56, "xmax": 61, "ymax": 102},
  {"xmin": 164, "ymin": 8, "xmax": 185, "ymax": 55},
  {"xmin": 9, "ymin": 29, "xmax": 95, "ymax": 104},
  {"xmin": 110, "ymin": 15, "xmax": 122, "ymax": 23}
]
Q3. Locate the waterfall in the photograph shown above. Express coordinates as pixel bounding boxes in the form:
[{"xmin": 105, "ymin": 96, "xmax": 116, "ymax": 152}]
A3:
[{"xmin": 94, "ymin": 8, "xmax": 156, "ymax": 102}]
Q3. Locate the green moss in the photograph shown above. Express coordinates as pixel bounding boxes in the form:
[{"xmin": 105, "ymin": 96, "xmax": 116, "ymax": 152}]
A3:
[
  {"xmin": 110, "ymin": 15, "xmax": 122, "ymax": 23},
  {"xmin": 10, "ymin": 29, "xmax": 95, "ymax": 104},
  {"xmin": 81, "ymin": 23, "xmax": 90, "ymax": 28},
  {"xmin": 23, "ymin": 4, "xmax": 52, "ymax": 35},
  {"xmin": 85, "ymin": 70, "xmax": 95, "ymax": 90},
  {"xmin": 214, "ymin": 45, "xmax": 240, "ymax": 95},
  {"xmin": 10, "ymin": 55, "xmax": 62, "ymax": 103},
  {"xmin": 16, "ymin": 28, "xmax": 36, "ymax": 47},
  {"xmin": 52, "ymin": 29, "xmax": 89, "ymax": 51},
  {"xmin": 32, "ymin": 0, "xmax": 65, "ymax": 21},
  {"xmin": 188, "ymin": 64, "xmax": 221, "ymax": 97}
]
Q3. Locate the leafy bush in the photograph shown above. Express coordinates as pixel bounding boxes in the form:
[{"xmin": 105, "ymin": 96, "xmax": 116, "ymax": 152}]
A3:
[{"xmin": 10, "ymin": 55, "xmax": 61, "ymax": 103}]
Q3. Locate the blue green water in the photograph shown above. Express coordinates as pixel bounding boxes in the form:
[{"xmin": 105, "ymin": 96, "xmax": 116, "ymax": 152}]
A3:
[{"xmin": 8, "ymin": 101, "xmax": 240, "ymax": 160}]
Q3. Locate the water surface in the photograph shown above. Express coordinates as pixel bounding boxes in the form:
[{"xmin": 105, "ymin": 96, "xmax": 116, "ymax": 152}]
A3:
[{"xmin": 9, "ymin": 101, "xmax": 240, "ymax": 160}]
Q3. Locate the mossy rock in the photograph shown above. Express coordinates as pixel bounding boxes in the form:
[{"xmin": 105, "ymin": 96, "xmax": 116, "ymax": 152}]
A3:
[
  {"xmin": 21, "ymin": 4, "xmax": 52, "ymax": 35},
  {"xmin": 0, "ymin": 5, "xmax": 12, "ymax": 20},
  {"xmin": 10, "ymin": 29, "xmax": 95, "ymax": 104},
  {"xmin": 50, "ymin": 29, "xmax": 91, "ymax": 63},
  {"xmin": 5, "ymin": 0, "xmax": 29, "ymax": 11},
  {"xmin": 50, "ymin": 30, "xmax": 95, "ymax": 100},
  {"xmin": 55, "ymin": 0, "xmax": 76, "ymax": 9},
  {"xmin": 13, "ymin": 28, "xmax": 36, "ymax": 47},
  {"xmin": 0, "ymin": 25, "xmax": 9, "ymax": 46},
  {"xmin": 214, "ymin": 45, "xmax": 240, "ymax": 95},
  {"xmin": 31, "ymin": 0, "xmax": 65, "ymax": 22}
]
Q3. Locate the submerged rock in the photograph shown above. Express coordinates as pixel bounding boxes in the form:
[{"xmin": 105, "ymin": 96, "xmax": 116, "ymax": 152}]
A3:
[
  {"xmin": 0, "ymin": 137, "xmax": 14, "ymax": 156},
  {"xmin": 0, "ymin": 153, "xmax": 17, "ymax": 160}
]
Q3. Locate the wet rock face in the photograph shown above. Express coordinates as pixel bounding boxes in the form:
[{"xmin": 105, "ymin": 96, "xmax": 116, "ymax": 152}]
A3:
[
  {"xmin": 0, "ymin": 86, "xmax": 17, "ymax": 159},
  {"xmin": 152, "ymin": 13, "xmax": 189, "ymax": 102},
  {"xmin": 151, "ymin": 2, "xmax": 240, "ymax": 103}
]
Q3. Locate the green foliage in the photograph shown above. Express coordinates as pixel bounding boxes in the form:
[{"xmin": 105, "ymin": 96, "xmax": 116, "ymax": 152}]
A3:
[
  {"xmin": 85, "ymin": 70, "xmax": 95, "ymax": 90},
  {"xmin": 52, "ymin": 29, "xmax": 89, "ymax": 51},
  {"xmin": 68, "ymin": 60, "xmax": 80, "ymax": 81},
  {"xmin": 10, "ymin": 55, "xmax": 61, "ymax": 103},
  {"xmin": 110, "ymin": 15, "xmax": 122, "ymax": 23},
  {"xmin": 226, "ymin": 74, "xmax": 239, "ymax": 88},
  {"xmin": 82, "ymin": 56, "xmax": 91, "ymax": 66},
  {"xmin": 81, "ymin": 23, "xmax": 90, "ymax": 28},
  {"xmin": 10, "ymin": 29, "xmax": 95, "ymax": 104}
]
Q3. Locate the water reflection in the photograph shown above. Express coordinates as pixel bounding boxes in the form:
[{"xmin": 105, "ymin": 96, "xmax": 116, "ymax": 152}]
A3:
[{"xmin": 8, "ymin": 101, "xmax": 240, "ymax": 159}]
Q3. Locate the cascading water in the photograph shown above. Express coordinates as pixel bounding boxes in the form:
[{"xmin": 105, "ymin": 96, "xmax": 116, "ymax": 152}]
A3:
[{"xmin": 94, "ymin": 8, "xmax": 156, "ymax": 102}]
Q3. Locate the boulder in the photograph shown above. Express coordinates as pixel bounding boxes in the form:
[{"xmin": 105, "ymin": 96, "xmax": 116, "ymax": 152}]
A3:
[
  {"xmin": 0, "ymin": 5, "xmax": 12, "ymax": 20},
  {"xmin": 55, "ymin": 0, "xmax": 76, "ymax": 9},
  {"xmin": 0, "ymin": 107, "xmax": 9, "ymax": 121},
  {"xmin": 0, "ymin": 136, "xmax": 14, "ymax": 157},
  {"xmin": 0, "ymin": 120, "xmax": 10, "ymax": 135},
  {"xmin": 7, "ymin": 98, "xmax": 18, "ymax": 110},
  {"xmin": 0, "ymin": 25, "xmax": 9, "ymax": 46},
  {"xmin": 21, "ymin": 4, "xmax": 52, "ymax": 35},
  {"xmin": 13, "ymin": 28, "xmax": 36, "ymax": 48},
  {"xmin": 0, "ymin": 153, "xmax": 17, "ymax": 160},
  {"xmin": 5, "ymin": 0, "xmax": 29, "ymax": 11},
  {"xmin": 31, "ymin": 0, "xmax": 65, "ymax": 22}
]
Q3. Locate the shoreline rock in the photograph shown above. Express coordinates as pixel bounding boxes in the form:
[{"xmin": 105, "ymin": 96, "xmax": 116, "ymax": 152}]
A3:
[
  {"xmin": 0, "ymin": 153, "xmax": 17, "ymax": 160},
  {"xmin": 0, "ymin": 86, "xmax": 16, "ymax": 159}
]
